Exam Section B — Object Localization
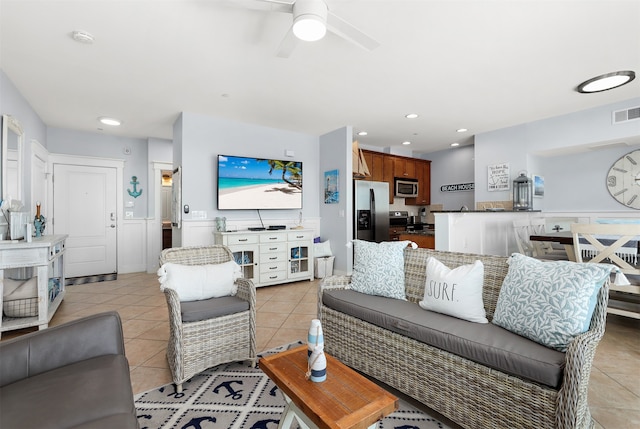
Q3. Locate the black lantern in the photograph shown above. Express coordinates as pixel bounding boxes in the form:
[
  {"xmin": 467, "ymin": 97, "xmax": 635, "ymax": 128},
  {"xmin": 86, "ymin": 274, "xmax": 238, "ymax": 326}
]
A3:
[{"xmin": 513, "ymin": 173, "xmax": 533, "ymax": 211}]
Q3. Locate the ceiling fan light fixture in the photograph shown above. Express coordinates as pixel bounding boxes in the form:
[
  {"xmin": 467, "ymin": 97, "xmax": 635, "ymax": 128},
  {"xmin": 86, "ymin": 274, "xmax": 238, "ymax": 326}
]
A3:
[
  {"xmin": 293, "ymin": 14, "xmax": 326, "ymax": 41},
  {"xmin": 576, "ymin": 70, "xmax": 635, "ymax": 93},
  {"xmin": 292, "ymin": 0, "xmax": 328, "ymax": 42}
]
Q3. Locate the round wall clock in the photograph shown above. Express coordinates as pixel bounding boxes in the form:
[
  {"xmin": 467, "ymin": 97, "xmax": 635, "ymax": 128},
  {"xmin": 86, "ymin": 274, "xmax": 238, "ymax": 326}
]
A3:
[{"xmin": 606, "ymin": 149, "xmax": 640, "ymax": 209}]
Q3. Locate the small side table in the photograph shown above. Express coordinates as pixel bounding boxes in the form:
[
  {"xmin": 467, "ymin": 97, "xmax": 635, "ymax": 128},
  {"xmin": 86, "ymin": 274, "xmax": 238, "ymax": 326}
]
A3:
[{"xmin": 259, "ymin": 345, "xmax": 398, "ymax": 429}]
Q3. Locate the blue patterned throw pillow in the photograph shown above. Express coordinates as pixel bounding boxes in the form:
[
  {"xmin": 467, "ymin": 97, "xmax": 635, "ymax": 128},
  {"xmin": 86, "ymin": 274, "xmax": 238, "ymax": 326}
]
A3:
[
  {"xmin": 492, "ymin": 253, "xmax": 615, "ymax": 351},
  {"xmin": 349, "ymin": 240, "xmax": 412, "ymax": 300}
]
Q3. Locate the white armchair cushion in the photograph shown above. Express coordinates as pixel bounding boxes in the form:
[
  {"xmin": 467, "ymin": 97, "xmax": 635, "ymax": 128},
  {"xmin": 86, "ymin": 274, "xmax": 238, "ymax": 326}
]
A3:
[{"xmin": 157, "ymin": 261, "xmax": 241, "ymax": 301}]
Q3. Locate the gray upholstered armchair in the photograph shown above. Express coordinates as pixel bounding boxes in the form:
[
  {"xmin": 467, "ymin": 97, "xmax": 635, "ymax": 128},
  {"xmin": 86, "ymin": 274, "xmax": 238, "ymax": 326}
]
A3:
[
  {"xmin": 0, "ymin": 311, "xmax": 139, "ymax": 428},
  {"xmin": 159, "ymin": 245, "xmax": 256, "ymax": 393}
]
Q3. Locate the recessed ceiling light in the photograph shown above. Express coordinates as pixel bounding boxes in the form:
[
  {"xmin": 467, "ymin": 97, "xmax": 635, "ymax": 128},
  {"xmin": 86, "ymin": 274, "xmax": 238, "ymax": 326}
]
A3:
[
  {"xmin": 357, "ymin": 131, "xmax": 368, "ymax": 136},
  {"xmin": 98, "ymin": 117, "xmax": 121, "ymax": 126},
  {"xmin": 456, "ymin": 128, "xmax": 468, "ymax": 133},
  {"xmin": 576, "ymin": 70, "xmax": 635, "ymax": 93},
  {"xmin": 71, "ymin": 30, "xmax": 94, "ymax": 44},
  {"xmin": 402, "ymin": 141, "xmax": 411, "ymax": 145},
  {"xmin": 405, "ymin": 113, "xmax": 419, "ymax": 119},
  {"xmin": 451, "ymin": 142, "xmax": 460, "ymax": 147}
]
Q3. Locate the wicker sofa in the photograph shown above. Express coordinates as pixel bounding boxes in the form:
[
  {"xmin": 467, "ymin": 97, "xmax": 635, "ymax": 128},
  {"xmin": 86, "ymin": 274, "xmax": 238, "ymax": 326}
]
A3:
[{"xmin": 319, "ymin": 248, "xmax": 608, "ymax": 429}]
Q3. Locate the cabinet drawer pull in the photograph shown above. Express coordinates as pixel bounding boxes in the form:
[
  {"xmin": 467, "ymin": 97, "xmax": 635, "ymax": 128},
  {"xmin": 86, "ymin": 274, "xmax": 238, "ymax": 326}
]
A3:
[
  {"xmin": 269, "ymin": 237, "xmax": 277, "ymax": 240},
  {"xmin": 269, "ymin": 247, "xmax": 277, "ymax": 250},
  {"xmin": 269, "ymin": 266, "xmax": 277, "ymax": 270},
  {"xmin": 296, "ymin": 235, "xmax": 303, "ymax": 239},
  {"xmin": 269, "ymin": 256, "xmax": 277, "ymax": 260},
  {"xmin": 269, "ymin": 275, "xmax": 277, "ymax": 279},
  {"xmin": 238, "ymin": 238, "xmax": 248, "ymax": 242}
]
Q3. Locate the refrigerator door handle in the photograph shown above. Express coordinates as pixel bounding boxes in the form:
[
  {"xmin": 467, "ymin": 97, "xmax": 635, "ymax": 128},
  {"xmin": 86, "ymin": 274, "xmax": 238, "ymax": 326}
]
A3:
[{"xmin": 370, "ymin": 188, "xmax": 376, "ymax": 241}]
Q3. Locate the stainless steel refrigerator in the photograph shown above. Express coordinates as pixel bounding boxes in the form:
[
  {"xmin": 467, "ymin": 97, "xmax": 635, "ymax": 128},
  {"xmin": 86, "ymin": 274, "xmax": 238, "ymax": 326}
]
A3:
[{"xmin": 354, "ymin": 180, "xmax": 390, "ymax": 242}]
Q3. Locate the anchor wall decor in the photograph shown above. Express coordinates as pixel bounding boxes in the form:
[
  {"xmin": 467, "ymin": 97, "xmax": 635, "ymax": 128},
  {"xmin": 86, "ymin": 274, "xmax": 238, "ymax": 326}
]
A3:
[{"xmin": 127, "ymin": 176, "xmax": 143, "ymax": 198}]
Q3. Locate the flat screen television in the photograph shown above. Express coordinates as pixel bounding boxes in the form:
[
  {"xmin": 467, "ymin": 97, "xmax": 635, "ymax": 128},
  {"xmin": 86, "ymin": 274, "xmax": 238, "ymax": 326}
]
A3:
[{"xmin": 217, "ymin": 155, "xmax": 303, "ymax": 210}]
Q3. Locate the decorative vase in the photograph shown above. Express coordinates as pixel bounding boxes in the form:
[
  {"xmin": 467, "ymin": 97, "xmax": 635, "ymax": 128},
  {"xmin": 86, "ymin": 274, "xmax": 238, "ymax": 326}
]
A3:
[{"xmin": 307, "ymin": 319, "xmax": 326, "ymax": 382}]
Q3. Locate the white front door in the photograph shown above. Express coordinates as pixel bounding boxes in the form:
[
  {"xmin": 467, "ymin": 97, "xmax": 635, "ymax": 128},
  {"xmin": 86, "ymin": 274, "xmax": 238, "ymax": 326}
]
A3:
[{"xmin": 53, "ymin": 164, "xmax": 117, "ymax": 278}]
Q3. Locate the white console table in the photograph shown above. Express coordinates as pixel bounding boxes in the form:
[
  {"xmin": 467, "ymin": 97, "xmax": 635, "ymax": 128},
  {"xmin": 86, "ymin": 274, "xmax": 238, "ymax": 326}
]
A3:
[
  {"xmin": 214, "ymin": 229, "xmax": 314, "ymax": 287},
  {"xmin": 0, "ymin": 235, "xmax": 67, "ymax": 336}
]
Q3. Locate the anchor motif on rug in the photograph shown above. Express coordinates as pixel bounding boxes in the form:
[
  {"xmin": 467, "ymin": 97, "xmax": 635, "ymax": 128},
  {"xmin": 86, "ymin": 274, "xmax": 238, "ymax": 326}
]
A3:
[
  {"xmin": 213, "ymin": 380, "xmax": 244, "ymax": 399},
  {"xmin": 127, "ymin": 176, "xmax": 143, "ymax": 198}
]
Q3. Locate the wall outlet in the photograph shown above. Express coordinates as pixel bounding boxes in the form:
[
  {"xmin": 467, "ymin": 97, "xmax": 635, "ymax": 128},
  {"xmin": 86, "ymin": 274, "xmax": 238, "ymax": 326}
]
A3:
[{"xmin": 125, "ymin": 211, "xmax": 133, "ymax": 218}]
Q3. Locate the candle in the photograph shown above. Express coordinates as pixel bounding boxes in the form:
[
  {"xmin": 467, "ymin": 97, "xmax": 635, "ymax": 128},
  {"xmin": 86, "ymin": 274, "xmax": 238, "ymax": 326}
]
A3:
[{"xmin": 36, "ymin": 202, "xmax": 41, "ymax": 218}]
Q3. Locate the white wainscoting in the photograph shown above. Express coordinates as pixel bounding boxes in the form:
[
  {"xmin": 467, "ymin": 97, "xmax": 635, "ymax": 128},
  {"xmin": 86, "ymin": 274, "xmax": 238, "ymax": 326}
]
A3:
[
  {"xmin": 119, "ymin": 219, "xmax": 147, "ymax": 274},
  {"xmin": 435, "ymin": 211, "xmax": 640, "ymax": 256}
]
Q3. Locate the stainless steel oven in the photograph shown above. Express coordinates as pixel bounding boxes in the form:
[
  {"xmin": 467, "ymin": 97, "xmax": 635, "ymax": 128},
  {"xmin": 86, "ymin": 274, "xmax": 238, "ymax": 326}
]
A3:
[{"xmin": 389, "ymin": 211, "xmax": 408, "ymax": 240}]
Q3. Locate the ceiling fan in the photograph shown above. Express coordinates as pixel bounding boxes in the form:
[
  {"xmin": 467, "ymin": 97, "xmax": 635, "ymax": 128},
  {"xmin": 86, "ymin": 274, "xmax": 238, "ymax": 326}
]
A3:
[{"xmin": 252, "ymin": 0, "xmax": 380, "ymax": 57}]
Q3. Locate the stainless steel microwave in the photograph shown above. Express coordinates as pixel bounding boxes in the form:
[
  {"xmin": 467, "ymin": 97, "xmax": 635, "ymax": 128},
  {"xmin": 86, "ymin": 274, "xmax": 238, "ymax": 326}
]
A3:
[{"xmin": 394, "ymin": 178, "xmax": 419, "ymax": 198}]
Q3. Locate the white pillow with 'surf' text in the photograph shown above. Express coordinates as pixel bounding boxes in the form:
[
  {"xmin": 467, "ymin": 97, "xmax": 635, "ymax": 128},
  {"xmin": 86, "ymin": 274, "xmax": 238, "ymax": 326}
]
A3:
[{"xmin": 419, "ymin": 257, "xmax": 488, "ymax": 323}]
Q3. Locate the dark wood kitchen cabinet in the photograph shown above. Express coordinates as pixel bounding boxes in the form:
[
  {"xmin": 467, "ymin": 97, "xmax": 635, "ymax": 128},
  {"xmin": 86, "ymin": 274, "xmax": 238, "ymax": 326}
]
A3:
[
  {"xmin": 394, "ymin": 157, "xmax": 416, "ymax": 178},
  {"xmin": 359, "ymin": 150, "xmax": 430, "ymax": 205},
  {"xmin": 405, "ymin": 160, "xmax": 431, "ymax": 206}
]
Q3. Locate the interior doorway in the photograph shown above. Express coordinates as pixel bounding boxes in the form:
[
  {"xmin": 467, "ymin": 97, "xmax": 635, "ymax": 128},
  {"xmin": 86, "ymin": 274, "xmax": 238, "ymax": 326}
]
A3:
[
  {"xmin": 161, "ymin": 169, "xmax": 173, "ymax": 249},
  {"xmin": 150, "ymin": 162, "xmax": 173, "ymax": 272}
]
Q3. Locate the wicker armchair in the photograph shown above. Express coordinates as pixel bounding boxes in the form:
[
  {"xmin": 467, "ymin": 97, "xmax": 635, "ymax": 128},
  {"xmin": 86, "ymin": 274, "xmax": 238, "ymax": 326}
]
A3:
[{"xmin": 159, "ymin": 245, "xmax": 256, "ymax": 393}]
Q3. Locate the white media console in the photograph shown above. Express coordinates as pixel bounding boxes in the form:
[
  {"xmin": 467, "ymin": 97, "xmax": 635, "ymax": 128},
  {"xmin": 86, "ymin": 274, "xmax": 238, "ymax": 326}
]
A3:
[{"xmin": 214, "ymin": 229, "xmax": 314, "ymax": 287}]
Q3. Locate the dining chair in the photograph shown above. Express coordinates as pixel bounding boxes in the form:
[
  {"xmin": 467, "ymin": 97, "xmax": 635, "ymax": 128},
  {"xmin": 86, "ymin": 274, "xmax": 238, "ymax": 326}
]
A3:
[
  {"xmin": 512, "ymin": 218, "xmax": 536, "ymax": 257},
  {"xmin": 571, "ymin": 223, "xmax": 640, "ymax": 319},
  {"xmin": 529, "ymin": 218, "xmax": 569, "ymax": 260},
  {"xmin": 159, "ymin": 245, "xmax": 257, "ymax": 392},
  {"xmin": 513, "ymin": 218, "xmax": 567, "ymax": 260}
]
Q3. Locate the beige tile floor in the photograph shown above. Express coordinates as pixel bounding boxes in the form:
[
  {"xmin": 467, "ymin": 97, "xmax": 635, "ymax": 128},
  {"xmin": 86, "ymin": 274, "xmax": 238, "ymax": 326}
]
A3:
[{"xmin": 2, "ymin": 272, "xmax": 638, "ymax": 428}]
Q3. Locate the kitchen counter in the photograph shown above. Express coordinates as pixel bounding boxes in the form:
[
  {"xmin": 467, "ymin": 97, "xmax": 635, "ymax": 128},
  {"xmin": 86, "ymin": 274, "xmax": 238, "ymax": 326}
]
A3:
[{"xmin": 403, "ymin": 230, "xmax": 435, "ymax": 236}]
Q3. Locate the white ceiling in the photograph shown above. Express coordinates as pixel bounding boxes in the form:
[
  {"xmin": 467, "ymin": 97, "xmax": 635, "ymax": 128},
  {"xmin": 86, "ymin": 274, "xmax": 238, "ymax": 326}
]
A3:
[{"xmin": 1, "ymin": 0, "xmax": 639, "ymax": 154}]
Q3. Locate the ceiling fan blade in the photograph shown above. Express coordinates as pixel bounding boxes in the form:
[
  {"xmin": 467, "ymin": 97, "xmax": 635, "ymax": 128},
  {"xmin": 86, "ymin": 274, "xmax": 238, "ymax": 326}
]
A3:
[
  {"xmin": 326, "ymin": 11, "xmax": 380, "ymax": 51},
  {"xmin": 252, "ymin": 0, "xmax": 295, "ymax": 14},
  {"xmin": 276, "ymin": 26, "xmax": 299, "ymax": 58}
]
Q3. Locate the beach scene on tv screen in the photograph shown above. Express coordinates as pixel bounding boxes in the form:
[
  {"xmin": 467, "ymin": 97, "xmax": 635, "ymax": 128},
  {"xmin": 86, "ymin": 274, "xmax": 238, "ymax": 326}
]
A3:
[{"xmin": 218, "ymin": 156, "xmax": 303, "ymax": 209}]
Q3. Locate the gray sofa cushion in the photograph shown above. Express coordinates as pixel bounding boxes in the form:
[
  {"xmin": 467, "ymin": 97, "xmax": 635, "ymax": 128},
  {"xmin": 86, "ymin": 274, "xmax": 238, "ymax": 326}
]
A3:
[
  {"xmin": 0, "ymin": 354, "xmax": 137, "ymax": 429},
  {"xmin": 323, "ymin": 289, "xmax": 565, "ymax": 388},
  {"xmin": 181, "ymin": 295, "xmax": 249, "ymax": 322}
]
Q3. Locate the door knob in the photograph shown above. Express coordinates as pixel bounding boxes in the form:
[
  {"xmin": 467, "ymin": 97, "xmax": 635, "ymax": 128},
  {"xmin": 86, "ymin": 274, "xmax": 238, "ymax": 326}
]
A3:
[{"xmin": 110, "ymin": 224, "xmax": 116, "ymax": 228}]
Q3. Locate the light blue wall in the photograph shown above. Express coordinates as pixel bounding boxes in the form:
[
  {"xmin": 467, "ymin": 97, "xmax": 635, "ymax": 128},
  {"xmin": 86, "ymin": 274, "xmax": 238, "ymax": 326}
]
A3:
[
  {"xmin": 319, "ymin": 126, "xmax": 352, "ymax": 274},
  {"xmin": 177, "ymin": 112, "xmax": 320, "ymax": 224},
  {"xmin": 470, "ymin": 97, "xmax": 640, "ymax": 212},
  {"xmin": 47, "ymin": 127, "xmax": 150, "ymax": 218},
  {"xmin": 423, "ymin": 145, "xmax": 475, "ymax": 210},
  {"xmin": 1, "ymin": 70, "xmax": 47, "ymax": 212}
]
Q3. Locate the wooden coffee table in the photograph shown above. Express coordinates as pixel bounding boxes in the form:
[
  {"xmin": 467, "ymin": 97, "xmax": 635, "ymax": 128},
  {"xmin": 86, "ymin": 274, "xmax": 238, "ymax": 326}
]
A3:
[{"xmin": 259, "ymin": 345, "xmax": 398, "ymax": 429}]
